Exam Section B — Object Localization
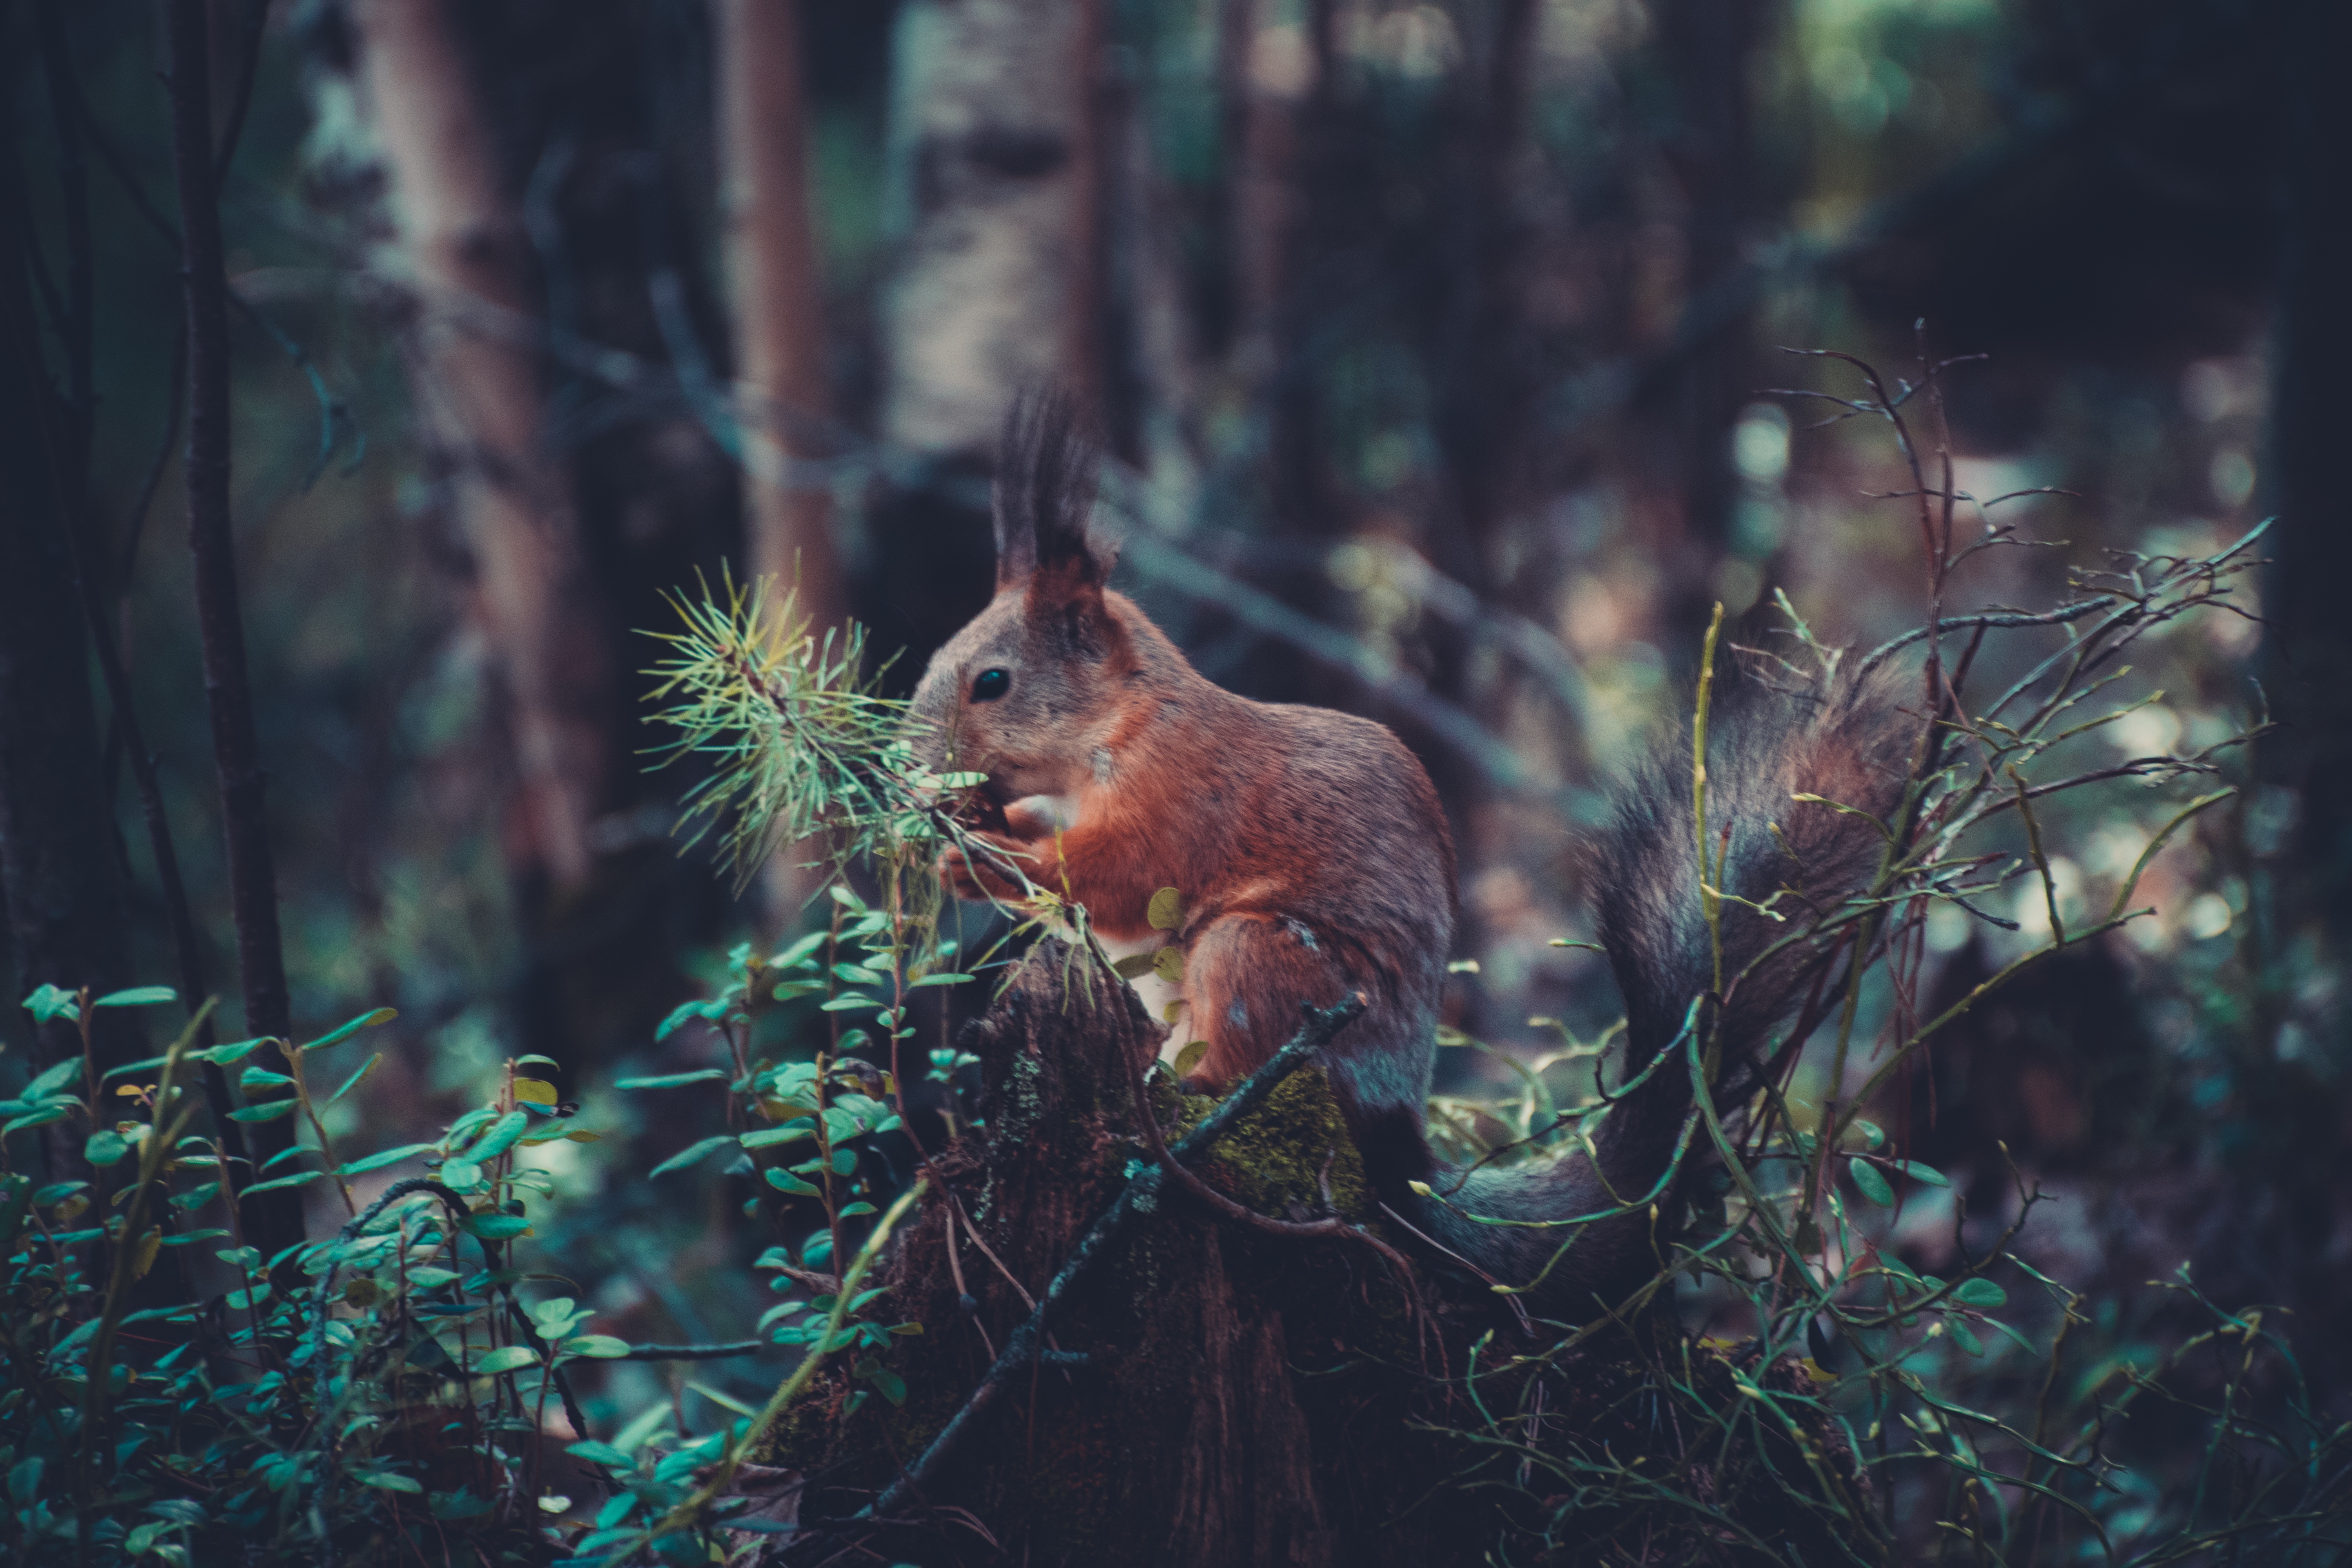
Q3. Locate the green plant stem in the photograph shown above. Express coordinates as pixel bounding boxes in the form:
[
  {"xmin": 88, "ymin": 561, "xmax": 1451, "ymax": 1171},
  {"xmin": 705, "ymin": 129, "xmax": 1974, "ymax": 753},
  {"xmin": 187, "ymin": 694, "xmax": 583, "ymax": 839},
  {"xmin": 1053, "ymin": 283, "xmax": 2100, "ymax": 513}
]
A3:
[
  {"xmin": 278, "ymin": 1038, "xmax": 356, "ymax": 1217},
  {"xmin": 661, "ymin": 1173, "xmax": 929, "ymax": 1534},
  {"xmin": 80, "ymin": 1014, "xmax": 207, "ymax": 1494}
]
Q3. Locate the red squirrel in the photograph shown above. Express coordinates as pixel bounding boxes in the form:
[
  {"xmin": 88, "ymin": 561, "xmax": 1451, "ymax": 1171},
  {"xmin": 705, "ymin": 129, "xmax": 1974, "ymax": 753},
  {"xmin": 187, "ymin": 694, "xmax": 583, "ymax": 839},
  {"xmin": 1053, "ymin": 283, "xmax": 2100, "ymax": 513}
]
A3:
[{"xmin": 907, "ymin": 394, "xmax": 1915, "ymax": 1316}]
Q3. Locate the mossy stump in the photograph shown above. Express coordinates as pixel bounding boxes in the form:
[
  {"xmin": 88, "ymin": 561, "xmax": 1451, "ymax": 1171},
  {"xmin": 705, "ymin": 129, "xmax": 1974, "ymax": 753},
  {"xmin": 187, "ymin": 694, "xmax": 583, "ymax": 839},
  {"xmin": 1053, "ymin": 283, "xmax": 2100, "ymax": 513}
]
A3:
[{"xmin": 748, "ymin": 942, "xmax": 1865, "ymax": 1566}]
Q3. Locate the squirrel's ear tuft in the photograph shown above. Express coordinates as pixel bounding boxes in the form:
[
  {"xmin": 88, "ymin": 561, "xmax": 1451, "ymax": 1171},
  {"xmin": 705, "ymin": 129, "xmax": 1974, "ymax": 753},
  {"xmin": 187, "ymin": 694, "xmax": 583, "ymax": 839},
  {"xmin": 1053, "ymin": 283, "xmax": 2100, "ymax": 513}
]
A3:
[{"xmin": 993, "ymin": 387, "xmax": 1111, "ymax": 594}]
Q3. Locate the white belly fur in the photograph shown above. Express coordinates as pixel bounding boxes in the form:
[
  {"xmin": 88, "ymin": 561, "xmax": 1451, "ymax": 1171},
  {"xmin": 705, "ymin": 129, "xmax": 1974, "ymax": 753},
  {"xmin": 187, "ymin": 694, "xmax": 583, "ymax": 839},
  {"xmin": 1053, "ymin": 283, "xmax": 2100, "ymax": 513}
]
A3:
[{"xmin": 1094, "ymin": 930, "xmax": 1192, "ymax": 1064}]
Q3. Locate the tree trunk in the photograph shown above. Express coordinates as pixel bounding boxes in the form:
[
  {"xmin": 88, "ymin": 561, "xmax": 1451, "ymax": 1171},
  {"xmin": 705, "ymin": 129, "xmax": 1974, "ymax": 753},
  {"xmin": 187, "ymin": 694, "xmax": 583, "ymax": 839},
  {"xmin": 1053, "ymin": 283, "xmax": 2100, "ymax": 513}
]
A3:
[
  {"xmin": 861, "ymin": 0, "xmax": 1109, "ymax": 695},
  {"xmin": 880, "ymin": 0, "xmax": 1106, "ymax": 458},
  {"xmin": 1645, "ymin": 0, "xmax": 1775, "ymax": 661},
  {"xmin": 165, "ymin": 0, "xmax": 305, "ymax": 1261},
  {"xmin": 747, "ymin": 943, "xmax": 1862, "ymax": 1565},
  {"xmin": 2262, "ymin": 0, "xmax": 2352, "ymax": 938},
  {"xmin": 345, "ymin": 0, "xmax": 611, "ymax": 895},
  {"xmin": 716, "ymin": 0, "xmax": 844, "ymax": 929},
  {"xmin": 717, "ymin": 0, "xmax": 841, "ymax": 633},
  {"xmin": 0, "ymin": 223, "xmax": 137, "ymax": 1160}
]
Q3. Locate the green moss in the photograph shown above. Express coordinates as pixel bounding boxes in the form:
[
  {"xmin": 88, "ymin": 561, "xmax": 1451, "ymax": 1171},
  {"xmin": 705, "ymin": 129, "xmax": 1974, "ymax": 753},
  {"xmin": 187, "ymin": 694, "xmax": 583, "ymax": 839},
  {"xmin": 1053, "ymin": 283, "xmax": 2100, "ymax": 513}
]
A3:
[{"xmin": 1170, "ymin": 1063, "xmax": 1373, "ymax": 1220}]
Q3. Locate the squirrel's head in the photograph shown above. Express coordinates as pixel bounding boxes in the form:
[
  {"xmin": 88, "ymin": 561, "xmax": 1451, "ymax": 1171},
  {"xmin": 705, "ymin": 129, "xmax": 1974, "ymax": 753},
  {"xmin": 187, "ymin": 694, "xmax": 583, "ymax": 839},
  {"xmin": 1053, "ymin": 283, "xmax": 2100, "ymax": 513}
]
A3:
[{"xmin": 908, "ymin": 391, "xmax": 1136, "ymax": 810}]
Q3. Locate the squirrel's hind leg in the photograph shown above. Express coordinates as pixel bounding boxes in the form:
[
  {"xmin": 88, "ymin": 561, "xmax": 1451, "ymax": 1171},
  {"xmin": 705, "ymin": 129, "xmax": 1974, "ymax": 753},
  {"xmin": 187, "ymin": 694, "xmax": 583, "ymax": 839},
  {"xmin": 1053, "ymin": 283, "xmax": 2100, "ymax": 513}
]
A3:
[{"xmin": 1176, "ymin": 913, "xmax": 1348, "ymax": 1094}]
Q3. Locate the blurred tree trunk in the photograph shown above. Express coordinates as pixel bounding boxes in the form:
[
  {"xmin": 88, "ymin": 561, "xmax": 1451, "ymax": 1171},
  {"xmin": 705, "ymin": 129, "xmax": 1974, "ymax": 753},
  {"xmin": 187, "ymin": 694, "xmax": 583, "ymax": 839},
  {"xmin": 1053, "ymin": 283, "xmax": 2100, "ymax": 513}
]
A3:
[
  {"xmin": 1646, "ymin": 0, "xmax": 1775, "ymax": 661},
  {"xmin": 1222, "ymin": 0, "xmax": 1347, "ymax": 710},
  {"xmin": 881, "ymin": 0, "xmax": 1106, "ymax": 454},
  {"xmin": 0, "ymin": 226, "xmax": 137, "ymax": 1156},
  {"xmin": 715, "ymin": 0, "xmax": 841, "ymax": 929},
  {"xmin": 165, "ymin": 0, "xmax": 307, "ymax": 1262},
  {"xmin": 864, "ymin": 0, "xmax": 1108, "ymax": 684},
  {"xmin": 346, "ymin": 0, "xmax": 612, "ymax": 896},
  {"xmin": 718, "ymin": 0, "xmax": 840, "ymax": 632},
  {"xmin": 2262, "ymin": 0, "xmax": 2352, "ymax": 940}
]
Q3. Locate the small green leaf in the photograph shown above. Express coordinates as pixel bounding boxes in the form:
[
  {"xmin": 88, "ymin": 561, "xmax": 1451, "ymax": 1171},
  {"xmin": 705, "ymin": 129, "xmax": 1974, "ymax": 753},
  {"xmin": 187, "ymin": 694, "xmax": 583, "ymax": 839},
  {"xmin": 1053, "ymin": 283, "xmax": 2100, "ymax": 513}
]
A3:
[
  {"xmin": 1173, "ymin": 1041, "xmax": 1208, "ymax": 1079},
  {"xmin": 865, "ymin": 1367, "xmax": 907, "ymax": 1405},
  {"xmin": 561, "ymin": 1334, "xmax": 631, "ymax": 1359},
  {"xmin": 650, "ymin": 1135, "xmax": 739, "ymax": 1178},
  {"xmin": 566, "ymin": 1440, "xmax": 633, "ymax": 1469},
  {"xmin": 615, "ymin": 1070, "xmax": 727, "ymax": 1090},
  {"xmin": 457, "ymin": 1211, "xmax": 532, "ymax": 1241},
  {"xmin": 818, "ymin": 994, "xmax": 877, "ymax": 1013},
  {"xmin": 359, "ymin": 1472, "xmax": 424, "ymax": 1494},
  {"xmin": 24, "ymin": 1058, "xmax": 83, "ymax": 1099},
  {"xmin": 303, "ymin": 1006, "xmax": 397, "ymax": 1052},
  {"xmin": 22, "ymin": 985, "xmax": 80, "ymax": 1025},
  {"xmin": 654, "ymin": 999, "xmax": 720, "ymax": 1042},
  {"xmin": 325, "ymin": 1053, "xmax": 385, "ymax": 1107},
  {"xmin": 1147, "ymin": 887, "xmax": 1182, "ymax": 930},
  {"xmin": 473, "ymin": 1345, "xmax": 541, "ymax": 1374},
  {"xmin": 338, "ymin": 1142, "xmax": 434, "ymax": 1176},
  {"xmin": 1152, "ymin": 947, "xmax": 1186, "ymax": 984},
  {"xmin": 200, "ymin": 1037, "xmax": 270, "ymax": 1066},
  {"xmin": 1111, "ymin": 954, "xmax": 1156, "ymax": 980},
  {"xmin": 228, "ymin": 1098, "xmax": 300, "ymax": 1123},
  {"xmin": 741, "ymin": 1122, "xmax": 814, "ymax": 1149},
  {"xmin": 516, "ymin": 1054, "xmax": 562, "ymax": 1070},
  {"xmin": 466, "ymin": 1111, "xmax": 530, "ymax": 1162},
  {"xmin": 1891, "ymin": 1159, "xmax": 1950, "ymax": 1188},
  {"xmin": 3, "ymin": 1107, "xmax": 70, "ymax": 1135},
  {"xmin": 1947, "ymin": 1320, "xmax": 1985, "ymax": 1357},
  {"xmin": 512, "ymin": 1077, "xmax": 559, "ymax": 1106},
  {"xmin": 1848, "ymin": 1159, "xmax": 1895, "ymax": 1207},
  {"xmin": 84, "ymin": 1129, "xmax": 131, "ymax": 1168},
  {"xmin": 241, "ymin": 1170, "xmax": 327, "ymax": 1198},
  {"xmin": 239, "ymin": 1067, "xmax": 295, "ymax": 1091},
  {"xmin": 1951, "ymin": 1277, "xmax": 2007, "ymax": 1308},
  {"xmin": 1852, "ymin": 1118, "xmax": 1886, "ymax": 1150},
  {"xmin": 907, "ymin": 972, "xmax": 975, "ymax": 988},
  {"xmin": 101, "ymin": 1053, "xmax": 172, "ymax": 1081},
  {"xmin": 94, "ymin": 985, "xmax": 179, "ymax": 1010},
  {"xmin": 764, "ymin": 1169, "xmax": 821, "ymax": 1197}
]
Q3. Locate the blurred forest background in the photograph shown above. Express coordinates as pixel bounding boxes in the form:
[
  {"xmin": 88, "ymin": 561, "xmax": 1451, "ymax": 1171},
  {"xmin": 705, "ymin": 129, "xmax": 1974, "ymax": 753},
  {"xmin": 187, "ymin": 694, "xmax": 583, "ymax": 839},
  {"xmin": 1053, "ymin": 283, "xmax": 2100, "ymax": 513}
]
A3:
[{"xmin": 4, "ymin": 0, "xmax": 2348, "ymax": 1517}]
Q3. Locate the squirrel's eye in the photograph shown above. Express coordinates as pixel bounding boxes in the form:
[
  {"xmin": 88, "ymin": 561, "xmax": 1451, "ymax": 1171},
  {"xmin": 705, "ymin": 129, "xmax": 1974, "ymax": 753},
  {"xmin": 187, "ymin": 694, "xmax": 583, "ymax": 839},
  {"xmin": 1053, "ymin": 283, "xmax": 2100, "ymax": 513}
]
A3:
[{"xmin": 971, "ymin": 668, "xmax": 1012, "ymax": 702}]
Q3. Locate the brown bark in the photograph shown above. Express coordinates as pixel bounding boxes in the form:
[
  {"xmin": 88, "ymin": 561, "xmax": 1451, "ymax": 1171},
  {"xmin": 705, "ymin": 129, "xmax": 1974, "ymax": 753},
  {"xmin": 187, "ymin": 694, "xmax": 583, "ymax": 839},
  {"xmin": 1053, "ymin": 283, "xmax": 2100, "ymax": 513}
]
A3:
[
  {"xmin": 757, "ymin": 943, "xmax": 1430, "ymax": 1565},
  {"xmin": 717, "ymin": 0, "xmax": 841, "ymax": 632},
  {"xmin": 751, "ymin": 942, "xmax": 1867, "ymax": 1565},
  {"xmin": 166, "ymin": 0, "xmax": 305, "ymax": 1260},
  {"xmin": 347, "ymin": 0, "xmax": 610, "ymax": 893},
  {"xmin": 716, "ymin": 0, "xmax": 843, "ymax": 928}
]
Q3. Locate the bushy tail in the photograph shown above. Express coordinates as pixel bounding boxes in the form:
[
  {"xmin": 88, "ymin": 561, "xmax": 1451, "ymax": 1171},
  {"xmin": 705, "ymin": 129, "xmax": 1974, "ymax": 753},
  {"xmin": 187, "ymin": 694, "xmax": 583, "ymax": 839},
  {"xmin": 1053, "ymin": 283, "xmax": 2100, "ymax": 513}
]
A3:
[{"xmin": 1406, "ymin": 668, "xmax": 1917, "ymax": 1318}]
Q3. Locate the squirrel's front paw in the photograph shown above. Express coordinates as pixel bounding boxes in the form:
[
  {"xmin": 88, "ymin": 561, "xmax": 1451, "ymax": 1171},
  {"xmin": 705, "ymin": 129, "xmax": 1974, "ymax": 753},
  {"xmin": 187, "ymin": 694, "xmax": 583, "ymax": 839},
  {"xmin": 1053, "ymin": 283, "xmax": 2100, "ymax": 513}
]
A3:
[{"xmin": 939, "ymin": 835, "xmax": 1034, "ymax": 903}]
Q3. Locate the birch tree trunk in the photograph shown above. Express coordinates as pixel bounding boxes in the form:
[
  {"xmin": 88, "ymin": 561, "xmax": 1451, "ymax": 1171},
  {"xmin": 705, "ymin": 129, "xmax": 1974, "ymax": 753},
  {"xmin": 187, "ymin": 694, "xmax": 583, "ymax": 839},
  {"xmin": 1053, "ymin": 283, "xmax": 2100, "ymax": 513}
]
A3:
[
  {"xmin": 881, "ymin": 0, "xmax": 1106, "ymax": 460},
  {"xmin": 345, "ymin": 0, "xmax": 610, "ymax": 894}
]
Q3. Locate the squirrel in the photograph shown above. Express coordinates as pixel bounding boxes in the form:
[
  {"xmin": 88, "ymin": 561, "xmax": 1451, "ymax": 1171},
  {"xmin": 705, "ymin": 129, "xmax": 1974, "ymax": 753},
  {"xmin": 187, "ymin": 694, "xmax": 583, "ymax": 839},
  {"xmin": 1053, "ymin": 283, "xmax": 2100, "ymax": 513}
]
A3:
[{"xmin": 907, "ymin": 392, "xmax": 1917, "ymax": 1318}]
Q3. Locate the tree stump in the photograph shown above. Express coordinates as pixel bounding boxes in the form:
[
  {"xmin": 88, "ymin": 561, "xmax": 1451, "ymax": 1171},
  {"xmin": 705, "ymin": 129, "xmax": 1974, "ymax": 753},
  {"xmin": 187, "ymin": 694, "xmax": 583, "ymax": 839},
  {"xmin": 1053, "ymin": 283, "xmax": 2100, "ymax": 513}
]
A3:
[{"xmin": 750, "ymin": 941, "xmax": 1866, "ymax": 1566}]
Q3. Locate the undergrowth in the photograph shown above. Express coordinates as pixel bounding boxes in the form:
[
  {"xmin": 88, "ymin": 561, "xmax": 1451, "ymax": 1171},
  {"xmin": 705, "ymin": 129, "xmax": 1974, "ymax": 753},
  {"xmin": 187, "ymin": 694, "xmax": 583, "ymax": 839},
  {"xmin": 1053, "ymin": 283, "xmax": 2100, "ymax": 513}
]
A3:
[{"xmin": 3, "ymin": 354, "xmax": 2345, "ymax": 1565}]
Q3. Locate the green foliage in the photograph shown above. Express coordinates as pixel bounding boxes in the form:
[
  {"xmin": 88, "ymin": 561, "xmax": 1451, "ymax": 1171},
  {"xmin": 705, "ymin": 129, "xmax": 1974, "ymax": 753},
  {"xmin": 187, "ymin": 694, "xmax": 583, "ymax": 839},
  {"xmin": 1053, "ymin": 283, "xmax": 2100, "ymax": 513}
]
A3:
[
  {"xmin": 644, "ymin": 573, "xmax": 1009, "ymax": 913},
  {"xmin": 1399, "ymin": 355, "xmax": 2352, "ymax": 1561}
]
